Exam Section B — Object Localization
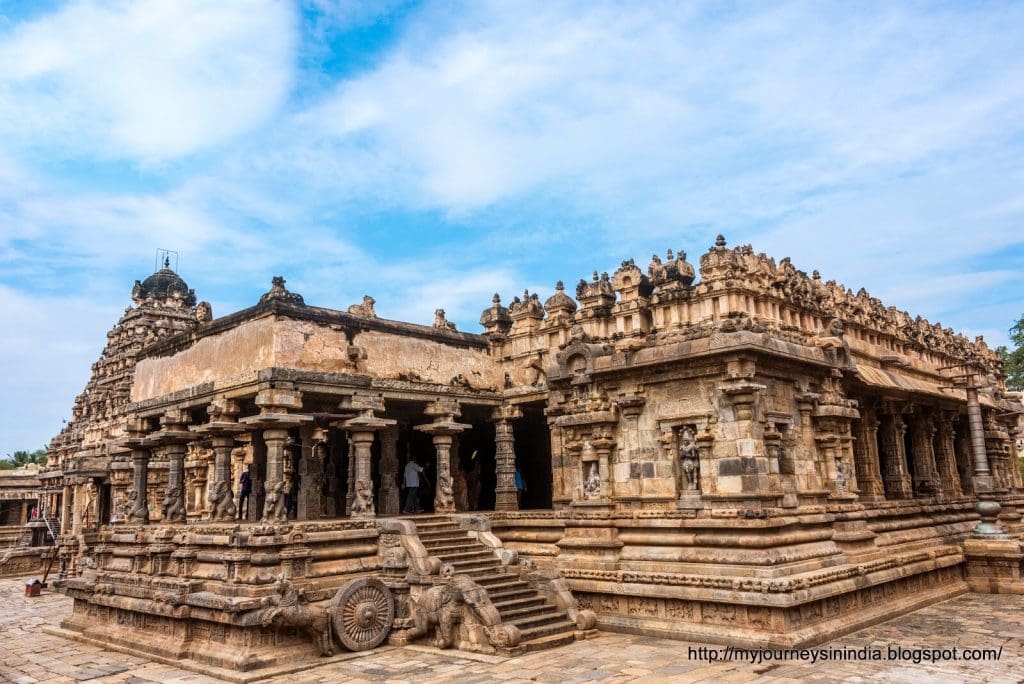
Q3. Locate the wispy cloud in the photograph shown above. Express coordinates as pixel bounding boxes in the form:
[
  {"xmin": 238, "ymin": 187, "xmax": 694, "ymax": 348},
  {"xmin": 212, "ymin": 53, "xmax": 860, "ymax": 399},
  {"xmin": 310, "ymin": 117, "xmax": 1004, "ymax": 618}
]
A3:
[
  {"xmin": 1, "ymin": 0, "xmax": 1023, "ymax": 455},
  {"xmin": 0, "ymin": 0, "xmax": 297, "ymax": 162}
]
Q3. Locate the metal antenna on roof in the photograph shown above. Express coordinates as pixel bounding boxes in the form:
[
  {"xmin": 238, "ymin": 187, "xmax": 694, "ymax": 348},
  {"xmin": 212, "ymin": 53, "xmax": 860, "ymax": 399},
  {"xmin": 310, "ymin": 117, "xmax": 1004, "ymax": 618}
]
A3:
[{"xmin": 155, "ymin": 248, "xmax": 179, "ymax": 272}]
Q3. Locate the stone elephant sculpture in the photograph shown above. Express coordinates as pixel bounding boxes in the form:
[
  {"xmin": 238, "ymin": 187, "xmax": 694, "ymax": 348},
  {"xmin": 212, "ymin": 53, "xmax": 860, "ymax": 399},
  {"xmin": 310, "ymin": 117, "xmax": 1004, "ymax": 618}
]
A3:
[{"xmin": 409, "ymin": 574, "xmax": 519, "ymax": 649}]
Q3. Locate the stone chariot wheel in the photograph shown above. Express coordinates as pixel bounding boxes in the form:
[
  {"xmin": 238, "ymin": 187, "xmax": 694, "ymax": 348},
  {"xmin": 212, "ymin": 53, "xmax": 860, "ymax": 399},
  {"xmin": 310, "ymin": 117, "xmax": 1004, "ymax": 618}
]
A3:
[{"xmin": 331, "ymin": 578, "xmax": 394, "ymax": 651}]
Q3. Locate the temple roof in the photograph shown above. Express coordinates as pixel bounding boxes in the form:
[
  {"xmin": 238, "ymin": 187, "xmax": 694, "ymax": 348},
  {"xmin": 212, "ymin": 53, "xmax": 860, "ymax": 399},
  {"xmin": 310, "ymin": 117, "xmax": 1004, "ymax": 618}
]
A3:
[{"xmin": 131, "ymin": 258, "xmax": 196, "ymax": 307}]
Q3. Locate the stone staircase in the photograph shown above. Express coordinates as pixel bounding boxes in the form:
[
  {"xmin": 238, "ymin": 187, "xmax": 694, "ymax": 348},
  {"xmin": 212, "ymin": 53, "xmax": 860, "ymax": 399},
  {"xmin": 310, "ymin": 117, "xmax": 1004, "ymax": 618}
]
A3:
[{"xmin": 412, "ymin": 515, "xmax": 580, "ymax": 652}]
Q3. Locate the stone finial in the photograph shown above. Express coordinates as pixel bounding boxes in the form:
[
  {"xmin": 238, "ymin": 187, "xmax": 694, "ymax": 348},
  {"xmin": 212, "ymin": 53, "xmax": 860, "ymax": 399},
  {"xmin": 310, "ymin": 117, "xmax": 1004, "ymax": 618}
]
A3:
[
  {"xmin": 510, "ymin": 289, "xmax": 544, "ymax": 319},
  {"xmin": 259, "ymin": 276, "xmax": 305, "ymax": 305},
  {"xmin": 544, "ymin": 281, "xmax": 577, "ymax": 315},
  {"xmin": 479, "ymin": 293, "xmax": 512, "ymax": 339},
  {"xmin": 715, "ymin": 234, "xmax": 727, "ymax": 248}
]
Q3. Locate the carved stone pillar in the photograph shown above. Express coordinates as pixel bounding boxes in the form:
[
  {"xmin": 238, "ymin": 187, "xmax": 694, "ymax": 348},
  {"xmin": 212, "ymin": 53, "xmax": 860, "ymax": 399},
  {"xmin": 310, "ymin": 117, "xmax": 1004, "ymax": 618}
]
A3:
[
  {"xmin": 853, "ymin": 409, "xmax": 886, "ymax": 501},
  {"xmin": 338, "ymin": 394, "xmax": 396, "ymax": 519},
  {"xmin": 207, "ymin": 436, "xmax": 237, "ymax": 520},
  {"xmin": 966, "ymin": 386, "xmax": 994, "ymax": 494},
  {"xmin": 70, "ymin": 480, "xmax": 83, "ymax": 535},
  {"xmin": 348, "ymin": 431, "xmax": 376, "ymax": 518},
  {"xmin": 163, "ymin": 443, "xmax": 187, "ymax": 524},
  {"xmin": 416, "ymin": 400, "xmax": 469, "ymax": 514},
  {"xmin": 129, "ymin": 448, "xmax": 150, "ymax": 523},
  {"xmin": 378, "ymin": 426, "xmax": 400, "ymax": 516},
  {"xmin": 345, "ymin": 433, "xmax": 355, "ymax": 516},
  {"xmin": 60, "ymin": 483, "xmax": 72, "ymax": 533},
  {"xmin": 432, "ymin": 434, "xmax": 456, "ymax": 513},
  {"xmin": 298, "ymin": 428, "xmax": 325, "ymax": 521},
  {"xmin": 909, "ymin": 411, "xmax": 940, "ymax": 497},
  {"xmin": 933, "ymin": 412, "xmax": 963, "ymax": 498},
  {"xmin": 493, "ymin": 404, "xmax": 523, "ymax": 511},
  {"xmin": 879, "ymin": 408, "xmax": 913, "ymax": 499},
  {"xmin": 192, "ymin": 398, "xmax": 244, "ymax": 521},
  {"xmin": 262, "ymin": 428, "xmax": 290, "ymax": 522}
]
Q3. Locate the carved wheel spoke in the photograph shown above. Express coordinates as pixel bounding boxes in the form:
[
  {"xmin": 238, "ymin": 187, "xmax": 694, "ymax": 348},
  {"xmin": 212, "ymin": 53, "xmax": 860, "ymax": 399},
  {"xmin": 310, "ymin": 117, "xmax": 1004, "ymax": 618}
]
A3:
[{"xmin": 332, "ymin": 578, "xmax": 394, "ymax": 652}]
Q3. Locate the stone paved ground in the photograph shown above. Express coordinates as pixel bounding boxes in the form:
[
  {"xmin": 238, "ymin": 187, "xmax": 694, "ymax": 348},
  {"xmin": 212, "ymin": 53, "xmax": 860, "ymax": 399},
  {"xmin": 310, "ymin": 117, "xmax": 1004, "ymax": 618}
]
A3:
[{"xmin": 1, "ymin": 578, "xmax": 1021, "ymax": 684}]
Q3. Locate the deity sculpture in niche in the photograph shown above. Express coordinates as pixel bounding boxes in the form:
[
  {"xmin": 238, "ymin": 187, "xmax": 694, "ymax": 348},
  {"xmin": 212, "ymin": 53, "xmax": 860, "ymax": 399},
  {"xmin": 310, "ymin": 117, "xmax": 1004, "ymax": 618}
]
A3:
[
  {"xmin": 678, "ymin": 427, "xmax": 700, "ymax": 492},
  {"xmin": 835, "ymin": 459, "xmax": 848, "ymax": 493},
  {"xmin": 583, "ymin": 461, "xmax": 601, "ymax": 500}
]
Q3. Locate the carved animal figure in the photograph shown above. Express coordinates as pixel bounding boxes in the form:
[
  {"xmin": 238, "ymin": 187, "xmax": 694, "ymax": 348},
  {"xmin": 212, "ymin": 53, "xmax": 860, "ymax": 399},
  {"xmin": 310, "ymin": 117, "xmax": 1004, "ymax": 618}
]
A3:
[
  {"xmin": 259, "ymin": 579, "xmax": 334, "ymax": 656},
  {"xmin": 348, "ymin": 295, "xmax": 376, "ymax": 317},
  {"xmin": 263, "ymin": 480, "xmax": 286, "ymax": 522},
  {"xmin": 433, "ymin": 308, "xmax": 457, "ymax": 331},
  {"xmin": 207, "ymin": 480, "xmax": 235, "ymax": 520},
  {"xmin": 195, "ymin": 300, "xmax": 213, "ymax": 324},
  {"xmin": 127, "ymin": 488, "xmax": 148, "ymax": 522},
  {"xmin": 162, "ymin": 485, "xmax": 184, "ymax": 522},
  {"xmin": 350, "ymin": 479, "xmax": 373, "ymax": 516},
  {"xmin": 410, "ymin": 574, "xmax": 499, "ymax": 648}
]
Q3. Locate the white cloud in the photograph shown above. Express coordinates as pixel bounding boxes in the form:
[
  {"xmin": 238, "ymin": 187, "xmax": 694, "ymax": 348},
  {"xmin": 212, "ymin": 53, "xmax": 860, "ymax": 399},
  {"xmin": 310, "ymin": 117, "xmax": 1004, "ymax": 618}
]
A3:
[
  {"xmin": 0, "ymin": 0, "xmax": 297, "ymax": 161},
  {"xmin": 0, "ymin": 284, "xmax": 115, "ymax": 456}
]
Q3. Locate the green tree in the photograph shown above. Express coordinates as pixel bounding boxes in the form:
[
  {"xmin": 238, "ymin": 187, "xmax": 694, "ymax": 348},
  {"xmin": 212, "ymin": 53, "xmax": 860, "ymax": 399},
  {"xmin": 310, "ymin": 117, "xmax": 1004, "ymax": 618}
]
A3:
[
  {"xmin": 996, "ymin": 314, "xmax": 1024, "ymax": 392},
  {"xmin": 0, "ymin": 449, "xmax": 48, "ymax": 470}
]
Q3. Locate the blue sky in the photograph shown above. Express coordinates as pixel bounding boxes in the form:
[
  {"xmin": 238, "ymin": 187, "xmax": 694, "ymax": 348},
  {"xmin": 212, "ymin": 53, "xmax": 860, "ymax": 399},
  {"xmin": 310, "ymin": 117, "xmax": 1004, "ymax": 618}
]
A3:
[{"xmin": 1, "ymin": 0, "xmax": 1023, "ymax": 456}]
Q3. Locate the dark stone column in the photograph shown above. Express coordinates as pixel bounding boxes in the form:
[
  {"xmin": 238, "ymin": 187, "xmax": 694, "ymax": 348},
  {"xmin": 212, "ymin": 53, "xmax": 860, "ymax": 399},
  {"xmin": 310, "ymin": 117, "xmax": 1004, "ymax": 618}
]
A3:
[
  {"xmin": 493, "ymin": 405, "xmax": 523, "ymax": 511},
  {"xmin": 933, "ymin": 412, "xmax": 963, "ymax": 498},
  {"xmin": 879, "ymin": 407, "xmax": 912, "ymax": 499},
  {"xmin": 966, "ymin": 386, "xmax": 993, "ymax": 493},
  {"xmin": 129, "ymin": 448, "xmax": 150, "ymax": 523},
  {"xmin": 163, "ymin": 443, "xmax": 187, "ymax": 524},
  {"xmin": 349, "ymin": 430, "xmax": 376, "ymax": 518},
  {"xmin": 853, "ymin": 407, "xmax": 886, "ymax": 501},
  {"xmin": 909, "ymin": 411, "xmax": 940, "ymax": 496},
  {"xmin": 262, "ymin": 428, "xmax": 289, "ymax": 522},
  {"xmin": 378, "ymin": 426, "xmax": 400, "ymax": 516},
  {"xmin": 208, "ymin": 436, "xmax": 236, "ymax": 521}
]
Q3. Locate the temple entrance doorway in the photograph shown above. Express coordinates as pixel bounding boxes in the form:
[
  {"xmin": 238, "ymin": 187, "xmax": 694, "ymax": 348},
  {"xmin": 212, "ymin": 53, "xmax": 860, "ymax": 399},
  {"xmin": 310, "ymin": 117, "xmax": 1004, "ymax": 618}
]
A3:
[{"xmin": 513, "ymin": 402, "xmax": 552, "ymax": 510}]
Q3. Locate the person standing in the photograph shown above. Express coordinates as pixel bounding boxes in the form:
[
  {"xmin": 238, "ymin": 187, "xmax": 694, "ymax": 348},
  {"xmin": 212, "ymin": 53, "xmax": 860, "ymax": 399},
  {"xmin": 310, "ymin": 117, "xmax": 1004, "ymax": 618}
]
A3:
[
  {"xmin": 402, "ymin": 456, "xmax": 426, "ymax": 514},
  {"xmin": 237, "ymin": 470, "xmax": 251, "ymax": 520},
  {"xmin": 515, "ymin": 467, "xmax": 526, "ymax": 508}
]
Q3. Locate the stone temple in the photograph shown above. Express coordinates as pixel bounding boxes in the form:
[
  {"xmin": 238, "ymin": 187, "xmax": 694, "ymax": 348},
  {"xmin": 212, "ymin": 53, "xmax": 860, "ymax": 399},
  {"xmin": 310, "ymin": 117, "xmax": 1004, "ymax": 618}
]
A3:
[{"xmin": 9, "ymin": 237, "xmax": 1024, "ymax": 678}]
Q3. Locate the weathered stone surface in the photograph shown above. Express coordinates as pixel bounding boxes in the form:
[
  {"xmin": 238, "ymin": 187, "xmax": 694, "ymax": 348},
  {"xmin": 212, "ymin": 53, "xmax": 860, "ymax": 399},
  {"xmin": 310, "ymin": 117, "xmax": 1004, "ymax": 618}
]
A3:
[{"xmin": 29, "ymin": 235, "xmax": 1024, "ymax": 676}]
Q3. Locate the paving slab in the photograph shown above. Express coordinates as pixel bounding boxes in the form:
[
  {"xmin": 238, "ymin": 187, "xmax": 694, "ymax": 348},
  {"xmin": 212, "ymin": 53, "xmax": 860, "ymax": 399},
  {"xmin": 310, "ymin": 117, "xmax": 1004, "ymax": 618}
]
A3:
[{"xmin": 1, "ymin": 578, "xmax": 1021, "ymax": 683}]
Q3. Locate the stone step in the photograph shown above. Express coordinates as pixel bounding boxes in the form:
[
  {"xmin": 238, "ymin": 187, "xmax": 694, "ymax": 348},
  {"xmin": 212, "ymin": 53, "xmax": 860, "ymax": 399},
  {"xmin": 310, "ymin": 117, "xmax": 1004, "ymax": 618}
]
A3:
[
  {"xmin": 420, "ymin": 537, "xmax": 476, "ymax": 549},
  {"xmin": 446, "ymin": 559, "xmax": 504, "ymax": 571},
  {"xmin": 417, "ymin": 530, "xmax": 468, "ymax": 541},
  {"xmin": 506, "ymin": 612, "xmax": 571, "ymax": 631},
  {"xmin": 431, "ymin": 549, "xmax": 495, "ymax": 562},
  {"xmin": 421, "ymin": 542, "xmax": 482, "ymax": 555},
  {"xmin": 415, "ymin": 524, "xmax": 461, "ymax": 533},
  {"xmin": 415, "ymin": 520, "xmax": 460, "ymax": 529},
  {"xmin": 475, "ymin": 574, "xmax": 527, "ymax": 587},
  {"xmin": 493, "ymin": 595, "xmax": 548, "ymax": 611},
  {"xmin": 488, "ymin": 586, "xmax": 536, "ymax": 603},
  {"xmin": 516, "ymin": 619, "xmax": 577, "ymax": 643},
  {"xmin": 496, "ymin": 603, "xmax": 559, "ymax": 622},
  {"xmin": 519, "ymin": 630, "xmax": 577, "ymax": 653}
]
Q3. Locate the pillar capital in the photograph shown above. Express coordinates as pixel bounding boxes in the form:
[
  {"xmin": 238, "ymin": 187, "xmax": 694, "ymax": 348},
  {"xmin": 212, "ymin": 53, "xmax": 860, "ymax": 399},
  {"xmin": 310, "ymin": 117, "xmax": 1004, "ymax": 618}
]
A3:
[{"xmin": 492, "ymin": 404, "xmax": 524, "ymax": 423}]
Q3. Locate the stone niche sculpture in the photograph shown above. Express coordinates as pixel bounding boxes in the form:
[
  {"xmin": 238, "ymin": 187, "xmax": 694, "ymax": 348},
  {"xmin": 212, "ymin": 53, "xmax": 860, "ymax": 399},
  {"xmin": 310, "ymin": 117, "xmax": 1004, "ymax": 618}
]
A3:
[{"xmin": 677, "ymin": 426, "xmax": 702, "ymax": 509}]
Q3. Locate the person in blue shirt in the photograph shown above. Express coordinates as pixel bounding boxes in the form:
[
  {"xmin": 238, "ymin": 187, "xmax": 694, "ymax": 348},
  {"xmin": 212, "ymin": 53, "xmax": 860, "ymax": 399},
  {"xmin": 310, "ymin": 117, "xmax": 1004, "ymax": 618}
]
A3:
[
  {"xmin": 402, "ymin": 455, "xmax": 428, "ymax": 514},
  {"xmin": 514, "ymin": 467, "xmax": 526, "ymax": 507}
]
